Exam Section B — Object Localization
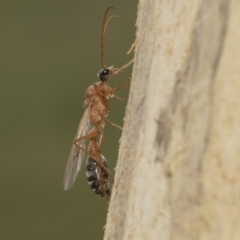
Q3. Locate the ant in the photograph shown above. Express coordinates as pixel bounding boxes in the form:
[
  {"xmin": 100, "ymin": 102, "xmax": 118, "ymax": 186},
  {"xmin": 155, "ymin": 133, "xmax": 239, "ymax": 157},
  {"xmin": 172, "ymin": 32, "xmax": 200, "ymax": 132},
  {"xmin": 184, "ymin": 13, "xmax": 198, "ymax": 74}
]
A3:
[{"xmin": 63, "ymin": 7, "xmax": 133, "ymax": 199}]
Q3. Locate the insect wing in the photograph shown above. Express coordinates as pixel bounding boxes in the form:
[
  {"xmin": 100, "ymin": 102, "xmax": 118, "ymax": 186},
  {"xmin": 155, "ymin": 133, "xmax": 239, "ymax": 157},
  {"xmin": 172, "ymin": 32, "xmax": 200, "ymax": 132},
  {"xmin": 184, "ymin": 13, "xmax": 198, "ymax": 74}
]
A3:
[{"xmin": 63, "ymin": 108, "xmax": 92, "ymax": 190}]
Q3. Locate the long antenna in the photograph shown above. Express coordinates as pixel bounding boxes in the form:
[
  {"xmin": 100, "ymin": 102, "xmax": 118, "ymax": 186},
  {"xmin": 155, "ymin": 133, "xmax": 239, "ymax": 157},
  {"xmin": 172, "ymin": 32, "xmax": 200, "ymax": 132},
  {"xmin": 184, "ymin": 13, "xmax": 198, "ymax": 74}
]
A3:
[{"xmin": 100, "ymin": 7, "xmax": 119, "ymax": 69}]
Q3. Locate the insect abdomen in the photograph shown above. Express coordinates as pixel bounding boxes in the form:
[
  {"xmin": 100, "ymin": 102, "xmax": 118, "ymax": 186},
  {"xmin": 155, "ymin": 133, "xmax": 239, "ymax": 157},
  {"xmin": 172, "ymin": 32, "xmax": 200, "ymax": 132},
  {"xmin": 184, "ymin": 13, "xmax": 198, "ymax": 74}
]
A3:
[{"xmin": 86, "ymin": 155, "xmax": 110, "ymax": 198}]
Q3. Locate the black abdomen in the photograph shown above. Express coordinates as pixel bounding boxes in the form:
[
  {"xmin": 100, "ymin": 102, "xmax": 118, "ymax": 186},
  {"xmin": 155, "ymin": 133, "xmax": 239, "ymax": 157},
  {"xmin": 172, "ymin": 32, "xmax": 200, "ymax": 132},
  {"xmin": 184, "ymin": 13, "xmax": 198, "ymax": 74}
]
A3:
[{"xmin": 86, "ymin": 155, "xmax": 110, "ymax": 199}]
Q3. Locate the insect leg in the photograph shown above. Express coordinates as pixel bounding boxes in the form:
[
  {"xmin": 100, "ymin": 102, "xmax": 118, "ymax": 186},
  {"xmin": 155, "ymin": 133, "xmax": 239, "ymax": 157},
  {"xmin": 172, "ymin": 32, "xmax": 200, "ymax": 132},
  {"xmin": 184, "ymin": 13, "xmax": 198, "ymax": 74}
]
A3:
[
  {"xmin": 109, "ymin": 78, "xmax": 131, "ymax": 93},
  {"xmin": 73, "ymin": 128, "xmax": 98, "ymax": 153},
  {"xmin": 127, "ymin": 41, "xmax": 136, "ymax": 55},
  {"xmin": 112, "ymin": 93, "xmax": 128, "ymax": 101},
  {"xmin": 99, "ymin": 131, "xmax": 104, "ymax": 150},
  {"xmin": 106, "ymin": 78, "xmax": 131, "ymax": 101},
  {"xmin": 104, "ymin": 118, "xmax": 123, "ymax": 130},
  {"xmin": 111, "ymin": 59, "xmax": 134, "ymax": 77}
]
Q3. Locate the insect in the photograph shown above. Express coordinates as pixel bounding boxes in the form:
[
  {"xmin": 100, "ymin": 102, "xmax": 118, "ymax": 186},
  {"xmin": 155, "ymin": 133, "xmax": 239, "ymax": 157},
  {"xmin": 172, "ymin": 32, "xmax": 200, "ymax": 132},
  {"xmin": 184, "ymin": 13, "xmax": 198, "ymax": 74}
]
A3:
[{"xmin": 63, "ymin": 7, "xmax": 133, "ymax": 199}]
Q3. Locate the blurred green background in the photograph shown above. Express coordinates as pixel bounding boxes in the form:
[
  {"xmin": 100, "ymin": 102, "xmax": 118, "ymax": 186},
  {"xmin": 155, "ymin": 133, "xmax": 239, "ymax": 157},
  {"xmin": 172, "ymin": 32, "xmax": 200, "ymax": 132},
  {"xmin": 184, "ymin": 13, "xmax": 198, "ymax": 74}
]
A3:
[{"xmin": 0, "ymin": 1, "xmax": 136, "ymax": 239}]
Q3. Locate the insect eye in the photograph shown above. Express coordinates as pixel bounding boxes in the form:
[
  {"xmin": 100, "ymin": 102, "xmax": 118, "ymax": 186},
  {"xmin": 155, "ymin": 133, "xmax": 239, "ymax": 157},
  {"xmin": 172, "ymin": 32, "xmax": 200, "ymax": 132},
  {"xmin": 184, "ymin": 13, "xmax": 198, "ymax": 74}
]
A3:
[{"xmin": 98, "ymin": 68, "xmax": 110, "ymax": 81}]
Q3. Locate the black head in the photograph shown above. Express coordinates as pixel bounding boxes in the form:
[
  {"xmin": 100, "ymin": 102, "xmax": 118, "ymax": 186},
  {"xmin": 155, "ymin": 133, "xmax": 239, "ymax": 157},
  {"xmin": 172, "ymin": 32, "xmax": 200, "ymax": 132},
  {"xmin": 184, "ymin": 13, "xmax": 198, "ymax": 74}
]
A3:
[{"xmin": 97, "ymin": 68, "xmax": 110, "ymax": 81}]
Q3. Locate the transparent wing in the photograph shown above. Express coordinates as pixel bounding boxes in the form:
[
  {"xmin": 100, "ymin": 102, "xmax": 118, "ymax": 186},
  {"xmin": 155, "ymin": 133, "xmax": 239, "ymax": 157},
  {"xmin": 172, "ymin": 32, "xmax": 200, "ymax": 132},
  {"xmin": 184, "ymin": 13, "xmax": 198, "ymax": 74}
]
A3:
[{"xmin": 63, "ymin": 107, "xmax": 92, "ymax": 190}]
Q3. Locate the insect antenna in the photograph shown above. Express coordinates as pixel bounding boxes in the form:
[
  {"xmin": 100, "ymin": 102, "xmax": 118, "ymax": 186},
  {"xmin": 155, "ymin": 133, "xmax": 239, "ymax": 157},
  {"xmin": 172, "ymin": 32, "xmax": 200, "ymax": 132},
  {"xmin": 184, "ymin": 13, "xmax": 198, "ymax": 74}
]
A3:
[{"xmin": 101, "ymin": 6, "xmax": 119, "ymax": 69}]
